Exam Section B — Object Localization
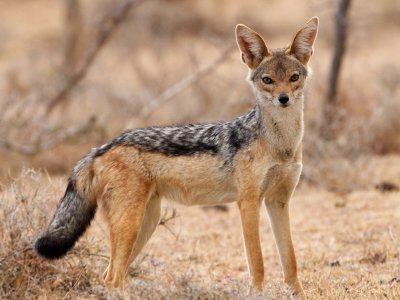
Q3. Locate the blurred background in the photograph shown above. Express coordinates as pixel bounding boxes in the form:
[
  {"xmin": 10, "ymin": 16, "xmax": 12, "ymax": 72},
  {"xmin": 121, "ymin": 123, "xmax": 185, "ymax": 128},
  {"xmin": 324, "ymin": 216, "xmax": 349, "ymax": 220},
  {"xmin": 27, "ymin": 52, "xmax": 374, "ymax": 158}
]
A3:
[{"xmin": 0, "ymin": 0, "xmax": 400, "ymax": 193}]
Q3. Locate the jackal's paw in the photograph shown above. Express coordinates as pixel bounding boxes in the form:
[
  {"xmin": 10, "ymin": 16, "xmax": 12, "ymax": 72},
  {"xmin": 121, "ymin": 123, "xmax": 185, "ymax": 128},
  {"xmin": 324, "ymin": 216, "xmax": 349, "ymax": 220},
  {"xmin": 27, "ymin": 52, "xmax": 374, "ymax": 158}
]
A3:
[
  {"xmin": 248, "ymin": 280, "xmax": 265, "ymax": 294},
  {"xmin": 287, "ymin": 282, "xmax": 306, "ymax": 300},
  {"xmin": 104, "ymin": 272, "xmax": 125, "ymax": 289},
  {"xmin": 292, "ymin": 289, "xmax": 306, "ymax": 300},
  {"xmin": 105, "ymin": 278, "xmax": 125, "ymax": 290}
]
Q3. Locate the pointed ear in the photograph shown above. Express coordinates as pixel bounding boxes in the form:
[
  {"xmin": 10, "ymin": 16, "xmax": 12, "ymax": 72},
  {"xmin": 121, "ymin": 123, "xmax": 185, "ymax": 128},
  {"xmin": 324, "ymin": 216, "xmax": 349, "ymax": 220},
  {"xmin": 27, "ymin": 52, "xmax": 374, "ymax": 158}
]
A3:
[
  {"xmin": 289, "ymin": 17, "xmax": 319, "ymax": 65},
  {"xmin": 235, "ymin": 24, "xmax": 268, "ymax": 69}
]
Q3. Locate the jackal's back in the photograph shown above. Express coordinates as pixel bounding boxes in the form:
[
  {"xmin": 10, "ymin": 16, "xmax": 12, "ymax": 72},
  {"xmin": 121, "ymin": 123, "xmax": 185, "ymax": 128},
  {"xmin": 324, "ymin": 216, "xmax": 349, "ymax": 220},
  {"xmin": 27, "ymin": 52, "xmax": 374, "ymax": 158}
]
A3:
[{"xmin": 94, "ymin": 108, "xmax": 262, "ymax": 165}]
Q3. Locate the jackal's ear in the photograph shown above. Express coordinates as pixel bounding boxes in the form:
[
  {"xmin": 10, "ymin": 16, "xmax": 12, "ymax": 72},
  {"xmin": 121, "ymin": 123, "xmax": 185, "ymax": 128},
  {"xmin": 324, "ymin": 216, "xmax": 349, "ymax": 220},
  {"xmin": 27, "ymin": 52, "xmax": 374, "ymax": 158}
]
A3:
[
  {"xmin": 235, "ymin": 24, "xmax": 268, "ymax": 69},
  {"xmin": 289, "ymin": 17, "xmax": 319, "ymax": 65}
]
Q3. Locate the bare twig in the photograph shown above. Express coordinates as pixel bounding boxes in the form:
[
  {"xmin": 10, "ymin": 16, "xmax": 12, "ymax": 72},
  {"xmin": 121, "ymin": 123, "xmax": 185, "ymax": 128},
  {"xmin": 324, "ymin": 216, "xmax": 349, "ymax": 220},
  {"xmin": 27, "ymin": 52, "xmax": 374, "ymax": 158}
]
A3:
[
  {"xmin": 158, "ymin": 207, "xmax": 178, "ymax": 226},
  {"xmin": 0, "ymin": 116, "xmax": 96, "ymax": 155},
  {"xmin": 0, "ymin": 0, "xmax": 144, "ymax": 153},
  {"xmin": 322, "ymin": 0, "xmax": 352, "ymax": 138},
  {"xmin": 328, "ymin": 0, "xmax": 352, "ymax": 102},
  {"xmin": 158, "ymin": 207, "xmax": 179, "ymax": 240},
  {"xmin": 138, "ymin": 45, "xmax": 235, "ymax": 120},
  {"xmin": 64, "ymin": 0, "xmax": 83, "ymax": 71},
  {"xmin": 46, "ymin": 0, "xmax": 145, "ymax": 114}
]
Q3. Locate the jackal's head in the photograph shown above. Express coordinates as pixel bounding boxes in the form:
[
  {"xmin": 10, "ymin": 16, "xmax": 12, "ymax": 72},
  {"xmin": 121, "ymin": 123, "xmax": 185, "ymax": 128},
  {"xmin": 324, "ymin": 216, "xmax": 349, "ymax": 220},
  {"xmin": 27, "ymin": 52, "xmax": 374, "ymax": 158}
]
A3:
[{"xmin": 236, "ymin": 17, "xmax": 318, "ymax": 108}]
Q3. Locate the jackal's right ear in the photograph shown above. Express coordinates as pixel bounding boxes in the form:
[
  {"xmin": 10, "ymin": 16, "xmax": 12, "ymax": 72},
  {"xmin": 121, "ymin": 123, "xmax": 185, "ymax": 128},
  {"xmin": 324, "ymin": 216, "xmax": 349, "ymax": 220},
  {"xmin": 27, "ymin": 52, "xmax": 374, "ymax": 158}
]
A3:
[{"xmin": 235, "ymin": 24, "xmax": 268, "ymax": 69}]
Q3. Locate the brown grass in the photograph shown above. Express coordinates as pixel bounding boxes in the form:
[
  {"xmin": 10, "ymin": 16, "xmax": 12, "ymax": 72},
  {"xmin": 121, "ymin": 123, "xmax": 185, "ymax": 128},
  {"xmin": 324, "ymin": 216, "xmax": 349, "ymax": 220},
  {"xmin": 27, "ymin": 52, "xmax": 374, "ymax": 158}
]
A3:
[
  {"xmin": 0, "ymin": 170, "xmax": 104, "ymax": 299},
  {"xmin": 1, "ymin": 163, "xmax": 399, "ymax": 299}
]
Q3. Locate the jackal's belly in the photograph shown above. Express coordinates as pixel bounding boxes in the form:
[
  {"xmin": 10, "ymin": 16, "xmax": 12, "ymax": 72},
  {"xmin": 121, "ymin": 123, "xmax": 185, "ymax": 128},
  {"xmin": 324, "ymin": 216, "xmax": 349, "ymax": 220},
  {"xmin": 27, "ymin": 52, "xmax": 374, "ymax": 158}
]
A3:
[
  {"xmin": 145, "ymin": 152, "xmax": 239, "ymax": 205},
  {"xmin": 156, "ymin": 175, "xmax": 238, "ymax": 206}
]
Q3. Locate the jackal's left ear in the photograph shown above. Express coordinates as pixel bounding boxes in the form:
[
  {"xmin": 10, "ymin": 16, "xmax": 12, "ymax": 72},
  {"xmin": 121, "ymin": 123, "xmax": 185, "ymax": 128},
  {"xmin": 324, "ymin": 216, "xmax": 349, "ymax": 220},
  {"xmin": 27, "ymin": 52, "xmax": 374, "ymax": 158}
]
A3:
[
  {"xmin": 289, "ymin": 17, "xmax": 319, "ymax": 65},
  {"xmin": 235, "ymin": 24, "xmax": 268, "ymax": 69}
]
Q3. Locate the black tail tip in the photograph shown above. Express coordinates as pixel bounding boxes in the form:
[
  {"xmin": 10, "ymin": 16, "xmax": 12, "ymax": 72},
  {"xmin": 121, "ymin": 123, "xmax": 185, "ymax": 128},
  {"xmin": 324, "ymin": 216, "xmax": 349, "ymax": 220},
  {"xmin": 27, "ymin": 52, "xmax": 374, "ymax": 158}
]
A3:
[{"xmin": 34, "ymin": 235, "xmax": 72, "ymax": 260}]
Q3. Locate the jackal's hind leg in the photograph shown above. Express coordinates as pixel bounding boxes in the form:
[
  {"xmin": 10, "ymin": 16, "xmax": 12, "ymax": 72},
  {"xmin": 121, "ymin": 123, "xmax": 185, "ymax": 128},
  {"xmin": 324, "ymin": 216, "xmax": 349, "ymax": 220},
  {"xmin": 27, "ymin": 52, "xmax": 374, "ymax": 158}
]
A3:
[
  {"xmin": 102, "ymin": 177, "xmax": 152, "ymax": 289},
  {"xmin": 127, "ymin": 193, "xmax": 161, "ymax": 267},
  {"xmin": 102, "ymin": 193, "xmax": 161, "ymax": 283}
]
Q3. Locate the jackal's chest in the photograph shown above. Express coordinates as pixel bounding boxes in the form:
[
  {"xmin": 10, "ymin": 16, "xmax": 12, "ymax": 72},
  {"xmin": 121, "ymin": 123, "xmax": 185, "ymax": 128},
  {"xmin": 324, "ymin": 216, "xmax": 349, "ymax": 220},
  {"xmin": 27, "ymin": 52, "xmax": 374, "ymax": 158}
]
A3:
[{"xmin": 233, "ymin": 137, "xmax": 302, "ymax": 195}]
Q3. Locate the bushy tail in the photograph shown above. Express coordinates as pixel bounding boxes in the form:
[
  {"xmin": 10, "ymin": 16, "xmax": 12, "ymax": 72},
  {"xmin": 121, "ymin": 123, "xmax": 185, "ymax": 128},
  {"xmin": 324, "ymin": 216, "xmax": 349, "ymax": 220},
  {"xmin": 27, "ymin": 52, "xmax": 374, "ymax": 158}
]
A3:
[{"xmin": 34, "ymin": 156, "xmax": 97, "ymax": 259}]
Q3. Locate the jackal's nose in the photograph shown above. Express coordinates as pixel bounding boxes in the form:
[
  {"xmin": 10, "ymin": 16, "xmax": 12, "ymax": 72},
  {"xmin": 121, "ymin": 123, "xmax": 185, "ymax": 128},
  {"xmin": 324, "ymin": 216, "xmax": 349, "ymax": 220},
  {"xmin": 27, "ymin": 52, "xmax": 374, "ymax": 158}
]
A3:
[{"xmin": 278, "ymin": 93, "xmax": 289, "ymax": 105}]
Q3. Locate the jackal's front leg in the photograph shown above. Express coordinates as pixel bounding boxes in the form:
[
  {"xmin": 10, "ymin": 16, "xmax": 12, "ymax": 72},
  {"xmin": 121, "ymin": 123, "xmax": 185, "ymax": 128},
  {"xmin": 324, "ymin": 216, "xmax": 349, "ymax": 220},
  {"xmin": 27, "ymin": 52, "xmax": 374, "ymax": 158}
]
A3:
[
  {"xmin": 264, "ymin": 164, "xmax": 306, "ymax": 299},
  {"xmin": 237, "ymin": 194, "xmax": 264, "ymax": 291},
  {"xmin": 266, "ymin": 202, "xmax": 305, "ymax": 299}
]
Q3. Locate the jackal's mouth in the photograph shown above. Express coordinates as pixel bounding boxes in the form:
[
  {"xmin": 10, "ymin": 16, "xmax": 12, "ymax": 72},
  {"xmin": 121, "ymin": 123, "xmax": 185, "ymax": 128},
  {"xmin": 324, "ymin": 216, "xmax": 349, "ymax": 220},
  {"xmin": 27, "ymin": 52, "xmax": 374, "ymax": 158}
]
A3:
[{"xmin": 279, "ymin": 103, "xmax": 291, "ymax": 108}]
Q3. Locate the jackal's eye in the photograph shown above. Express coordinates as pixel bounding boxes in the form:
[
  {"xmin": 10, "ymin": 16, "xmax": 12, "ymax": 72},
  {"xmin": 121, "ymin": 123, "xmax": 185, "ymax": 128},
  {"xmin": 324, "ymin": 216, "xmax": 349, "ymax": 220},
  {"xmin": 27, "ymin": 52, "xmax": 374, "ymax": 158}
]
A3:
[
  {"xmin": 262, "ymin": 76, "xmax": 273, "ymax": 84},
  {"xmin": 290, "ymin": 74, "xmax": 299, "ymax": 82}
]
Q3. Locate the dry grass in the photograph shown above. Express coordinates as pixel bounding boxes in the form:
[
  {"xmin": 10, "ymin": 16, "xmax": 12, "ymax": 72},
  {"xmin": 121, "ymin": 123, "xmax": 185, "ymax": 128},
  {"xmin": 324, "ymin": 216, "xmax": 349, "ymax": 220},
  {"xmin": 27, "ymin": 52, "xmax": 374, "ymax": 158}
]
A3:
[
  {"xmin": 1, "ymin": 162, "xmax": 399, "ymax": 299},
  {"xmin": 0, "ymin": 170, "xmax": 105, "ymax": 299}
]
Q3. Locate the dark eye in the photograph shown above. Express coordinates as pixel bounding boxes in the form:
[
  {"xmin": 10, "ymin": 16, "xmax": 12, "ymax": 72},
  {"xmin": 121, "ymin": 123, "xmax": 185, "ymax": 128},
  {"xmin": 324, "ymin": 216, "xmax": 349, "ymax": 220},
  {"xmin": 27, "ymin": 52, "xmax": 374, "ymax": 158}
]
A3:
[
  {"xmin": 290, "ymin": 74, "xmax": 299, "ymax": 82},
  {"xmin": 262, "ymin": 76, "xmax": 273, "ymax": 84}
]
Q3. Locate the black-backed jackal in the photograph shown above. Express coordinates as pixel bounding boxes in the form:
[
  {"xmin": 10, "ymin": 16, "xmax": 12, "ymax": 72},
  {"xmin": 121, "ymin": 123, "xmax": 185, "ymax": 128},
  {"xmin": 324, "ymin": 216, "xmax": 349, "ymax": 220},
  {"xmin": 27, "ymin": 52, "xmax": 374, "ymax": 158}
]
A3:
[{"xmin": 35, "ymin": 17, "xmax": 319, "ymax": 299}]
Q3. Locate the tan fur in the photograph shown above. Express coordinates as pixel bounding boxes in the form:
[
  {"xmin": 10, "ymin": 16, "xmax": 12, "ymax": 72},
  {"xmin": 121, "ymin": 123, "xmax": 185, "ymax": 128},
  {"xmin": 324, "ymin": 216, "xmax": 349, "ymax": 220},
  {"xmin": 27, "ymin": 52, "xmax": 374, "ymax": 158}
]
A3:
[
  {"xmin": 75, "ymin": 163, "xmax": 96, "ymax": 204},
  {"xmin": 74, "ymin": 18, "xmax": 319, "ymax": 299},
  {"xmin": 89, "ymin": 136, "xmax": 303, "ymax": 293}
]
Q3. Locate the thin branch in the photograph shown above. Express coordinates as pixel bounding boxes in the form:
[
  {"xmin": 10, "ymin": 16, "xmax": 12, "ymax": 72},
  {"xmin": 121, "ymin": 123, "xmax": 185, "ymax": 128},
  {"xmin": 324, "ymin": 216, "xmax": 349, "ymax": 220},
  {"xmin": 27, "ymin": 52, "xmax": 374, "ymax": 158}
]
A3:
[
  {"xmin": 158, "ymin": 207, "xmax": 178, "ymax": 226},
  {"xmin": 321, "ymin": 0, "xmax": 352, "ymax": 139},
  {"xmin": 138, "ymin": 45, "xmax": 235, "ymax": 120},
  {"xmin": 46, "ymin": 0, "xmax": 145, "ymax": 114},
  {"xmin": 0, "ymin": 116, "xmax": 96, "ymax": 155},
  {"xmin": 64, "ymin": 0, "xmax": 83, "ymax": 70},
  {"xmin": 328, "ymin": 0, "xmax": 352, "ymax": 103},
  {"xmin": 158, "ymin": 207, "xmax": 180, "ymax": 240}
]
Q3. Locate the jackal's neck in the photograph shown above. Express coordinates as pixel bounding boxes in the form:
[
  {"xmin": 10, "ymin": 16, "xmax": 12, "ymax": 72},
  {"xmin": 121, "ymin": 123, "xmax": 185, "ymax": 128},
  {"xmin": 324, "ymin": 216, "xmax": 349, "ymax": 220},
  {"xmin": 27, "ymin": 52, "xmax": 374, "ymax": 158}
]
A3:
[{"xmin": 254, "ymin": 100, "xmax": 304, "ymax": 151}]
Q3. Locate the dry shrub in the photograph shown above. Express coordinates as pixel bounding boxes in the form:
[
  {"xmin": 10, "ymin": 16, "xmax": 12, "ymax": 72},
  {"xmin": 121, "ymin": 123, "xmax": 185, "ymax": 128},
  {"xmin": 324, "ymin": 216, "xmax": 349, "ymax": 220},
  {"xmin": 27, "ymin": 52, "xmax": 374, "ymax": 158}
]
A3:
[
  {"xmin": 335, "ymin": 67, "xmax": 400, "ymax": 156},
  {"xmin": 0, "ymin": 169, "xmax": 106, "ymax": 299},
  {"xmin": 301, "ymin": 62, "xmax": 400, "ymax": 191},
  {"xmin": 366, "ymin": 66, "xmax": 400, "ymax": 154},
  {"xmin": 329, "ymin": 65, "xmax": 400, "ymax": 156},
  {"xmin": 308, "ymin": 64, "xmax": 400, "ymax": 157}
]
